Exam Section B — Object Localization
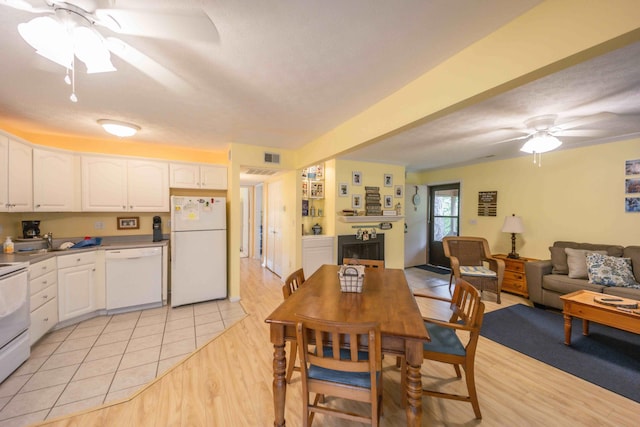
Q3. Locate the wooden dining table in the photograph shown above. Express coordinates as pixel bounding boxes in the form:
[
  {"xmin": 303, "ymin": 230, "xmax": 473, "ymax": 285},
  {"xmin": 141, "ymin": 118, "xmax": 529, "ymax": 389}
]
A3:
[{"xmin": 265, "ymin": 264, "xmax": 430, "ymax": 426}]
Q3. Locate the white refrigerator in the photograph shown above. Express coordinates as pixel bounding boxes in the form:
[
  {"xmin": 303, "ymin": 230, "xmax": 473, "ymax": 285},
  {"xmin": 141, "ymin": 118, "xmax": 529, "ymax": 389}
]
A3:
[{"xmin": 170, "ymin": 196, "xmax": 227, "ymax": 307}]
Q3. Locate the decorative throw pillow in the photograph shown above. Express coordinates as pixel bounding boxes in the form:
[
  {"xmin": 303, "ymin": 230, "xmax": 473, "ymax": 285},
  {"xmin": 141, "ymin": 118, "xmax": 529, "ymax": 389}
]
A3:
[
  {"xmin": 565, "ymin": 248, "xmax": 606, "ymax": 279},
  {"xmin": 550, "ymin": 246, "xmax": 569, "ymax": 274},
  {"xmin": 586, "ymin": 253, "xmax": 637, "ymax": 287}
]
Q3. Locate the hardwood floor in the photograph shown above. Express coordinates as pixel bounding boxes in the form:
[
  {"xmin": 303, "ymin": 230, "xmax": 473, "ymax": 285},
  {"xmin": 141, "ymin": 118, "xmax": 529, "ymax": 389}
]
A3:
[{"xmin": 34, "ymin": 259, "xmax": 640, "ymax": 426}]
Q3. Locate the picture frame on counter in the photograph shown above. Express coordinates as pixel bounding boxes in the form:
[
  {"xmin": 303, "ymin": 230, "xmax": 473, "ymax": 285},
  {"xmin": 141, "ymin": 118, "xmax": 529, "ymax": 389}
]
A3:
[{"xmin": 117, "ymin": 216, "xmax": 139, "ymax": 230}]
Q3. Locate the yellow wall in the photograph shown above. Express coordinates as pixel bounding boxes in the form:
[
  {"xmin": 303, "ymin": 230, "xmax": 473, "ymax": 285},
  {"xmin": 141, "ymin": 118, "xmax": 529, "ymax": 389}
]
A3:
[
  {"xmin": 333, "ymin": 160, "xmax": 405, "ymax": 269},
  {"xmin": 415, "ymin": 138, "xmax": 640, "ymax": 260}
]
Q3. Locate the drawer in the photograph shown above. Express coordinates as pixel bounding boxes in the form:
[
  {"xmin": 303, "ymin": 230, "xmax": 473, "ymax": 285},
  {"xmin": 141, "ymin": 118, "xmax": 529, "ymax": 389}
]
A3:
[
  {"xmin": 30, "ymin": 283, "xmax": 57, "ymax": 312},
  {"xmin": 503, "ymin": 259, "xmax": 525, "ymax": 273},
  {"xmin": 29, "ymin": 257, "xmax": 57, "ymax": 281},
  {"xmin": 502, "ymin": 278, "xmax": 525, "ymax": 291},
  {"xmin": 30, "ymin": 270, "xmax": 57, "ymax": 296},
  {"xmin": 504, "ymin": 270, "xmax": 525, "ymax": 282},
  {"xmin": 30, "ymin": 298, "xmax": 58, "ymax": 346},
  {"xmin": 57, "ymin": 251, "xmax": 97, "ymax": 269}
]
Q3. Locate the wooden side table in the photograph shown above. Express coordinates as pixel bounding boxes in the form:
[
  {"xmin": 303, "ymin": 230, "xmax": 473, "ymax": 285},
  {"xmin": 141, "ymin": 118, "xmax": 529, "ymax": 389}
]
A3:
[{"xmin": 492, "ymin": 254, "xmax": 538, "ymax": 298}]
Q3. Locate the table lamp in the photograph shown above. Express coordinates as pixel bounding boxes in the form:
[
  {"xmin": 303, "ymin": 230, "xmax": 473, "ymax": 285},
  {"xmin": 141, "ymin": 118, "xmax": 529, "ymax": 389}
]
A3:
[{"xmin": 502, "ymin": 214, "xmax": 525, "ymax": 259}]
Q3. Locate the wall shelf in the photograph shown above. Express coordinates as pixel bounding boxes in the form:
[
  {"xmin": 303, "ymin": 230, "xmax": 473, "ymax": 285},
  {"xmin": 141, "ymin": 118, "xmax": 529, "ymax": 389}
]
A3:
[{"xmin": 337, "ymin": 215, "xmax": 404, "ymax": 223}]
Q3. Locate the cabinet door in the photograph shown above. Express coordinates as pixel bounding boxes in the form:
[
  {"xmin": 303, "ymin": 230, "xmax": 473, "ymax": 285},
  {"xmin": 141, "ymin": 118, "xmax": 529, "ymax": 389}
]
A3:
[
  {"xmin": 82, "ymin": 156, "xmax": 128, "ymax": 211},
  {"xmin": 33, "ymin": 148, "xmax": 76, "ymax": 212},
  {"xmin": 30, "ymin": 298, "xmax": 58, "ymax": 346},
  {"xmin": 169, "ymin": 163, "xmax": 200, "ymax": 189},
  {"xmin": 58, "ymin": 264, "xmax": 95, "ymax": 322},
  {"xmin": 0, "ymin": 136, "xmax": 7, "ymax": 211},
  {"xmin": 7, "ymin": 139, "xmax": 33, "ymax": 211},
  {"xmin": 200, "ymin": 165, "xmax": 227, "ymax": 189},
  {"xmin": 128, "ymin": 159, "xmax": 169, "ymax": 211}
]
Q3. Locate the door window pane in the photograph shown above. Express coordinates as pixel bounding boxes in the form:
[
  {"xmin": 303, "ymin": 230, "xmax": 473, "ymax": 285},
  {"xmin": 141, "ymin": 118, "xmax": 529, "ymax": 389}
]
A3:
[{"xmin": 433, "ymin": 217, "xmax": 459, "ymax": 241}]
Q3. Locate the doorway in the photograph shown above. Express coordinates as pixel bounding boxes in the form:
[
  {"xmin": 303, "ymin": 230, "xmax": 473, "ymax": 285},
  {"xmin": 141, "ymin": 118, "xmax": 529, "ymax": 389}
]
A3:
[
  {"xmin": 428, "ymin": 183, "xmax": 460, "ymax": 267},
  {"xmin": 404, "ymin": 184, "xmax": 427, "ymax": 267}
]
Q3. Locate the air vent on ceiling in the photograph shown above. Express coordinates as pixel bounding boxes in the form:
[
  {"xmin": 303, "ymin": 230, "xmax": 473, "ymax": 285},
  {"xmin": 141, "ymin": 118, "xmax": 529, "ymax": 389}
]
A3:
[
  {"xmin": 243, "ymin": 168, "xmax": 279, "ymax": 176},
  {"xmin": 264, "ymin": 152, "xmax": 280, "ymax": 164}
]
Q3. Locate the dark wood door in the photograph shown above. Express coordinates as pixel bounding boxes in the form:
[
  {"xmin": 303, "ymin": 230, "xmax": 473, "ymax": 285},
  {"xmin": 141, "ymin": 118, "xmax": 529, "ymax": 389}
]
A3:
[{"xmin": 428, "ymin": 183, "xmax": 460, "ymax": 267}]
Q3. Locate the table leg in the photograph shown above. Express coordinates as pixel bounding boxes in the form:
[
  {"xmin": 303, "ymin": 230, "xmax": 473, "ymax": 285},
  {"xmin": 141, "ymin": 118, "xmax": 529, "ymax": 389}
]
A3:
[
  {"xmin": 582, "ymin": 318, "xmax": 589, "ymax": 336},
  {"xmin": 563, "ymin": 314, "xmax": 572, "ymax": 346},
  {"xmin": 271, "ymin": 330, "xmax": 287, "ymax": 426},
  {"xmin": 405, "ymin": 343, "xmax": 423, "ymax": 427}
]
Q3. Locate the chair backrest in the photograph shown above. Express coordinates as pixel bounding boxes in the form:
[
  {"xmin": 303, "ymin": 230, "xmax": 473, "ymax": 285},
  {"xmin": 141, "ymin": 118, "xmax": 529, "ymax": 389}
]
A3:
[
  {"xmin": 443, "ymin": 236, "xmax": 491, "ymax": 266},
  {"xmin": 449, "ymin": 279, "xmax": 485, "ymax": 349},
  {"xmin": 343, "ymin": 257, "xmax": 385, "ymax": 269},
  {"xmin": 296, "ymin": 315, "xmax": 381, "ymax": 385},
  {"xmin": 282, "ymin": 268, "xmax": 305, "ymax": 299}
]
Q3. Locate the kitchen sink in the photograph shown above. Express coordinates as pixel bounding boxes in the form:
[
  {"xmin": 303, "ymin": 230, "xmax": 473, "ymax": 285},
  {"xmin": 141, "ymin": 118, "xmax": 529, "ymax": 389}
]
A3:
[{"xmin": 18, "ymin": 248, "xmax": 71, "ymax": 256}]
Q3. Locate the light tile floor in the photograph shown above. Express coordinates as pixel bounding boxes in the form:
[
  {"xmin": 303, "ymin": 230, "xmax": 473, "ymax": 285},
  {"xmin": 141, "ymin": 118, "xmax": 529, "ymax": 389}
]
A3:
[{"xmin": 0, "ymin": 299, "xmax": 246, "ymax": 427}]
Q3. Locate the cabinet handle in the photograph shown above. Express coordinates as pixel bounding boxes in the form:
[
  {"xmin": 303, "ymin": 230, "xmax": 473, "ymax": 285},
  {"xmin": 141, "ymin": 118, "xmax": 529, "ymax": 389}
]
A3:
[
  {"xmin": 42, "ymin": 266, "xmax": 47, "ymax": 271},
  {"xmin": 43, "ymin": 317, "xmax": 49, "ymax": 322},
  {"xmin": 36, "ymin": 204, "xmax": 41, "ymax": 208},
  {"xmin": 42, "ymin": 294, "xmax": 48, "ymax": 299},
  {"xmin": 77, "ymin": 258, "xmax": 81, "ymax": 262},
  {"xmin": 42, "ymin": 280, "xmax": 47, "ymax": 285},
  {"xmin": 123, "ymin": 206, "xmax": 126, "ymax": 210}
]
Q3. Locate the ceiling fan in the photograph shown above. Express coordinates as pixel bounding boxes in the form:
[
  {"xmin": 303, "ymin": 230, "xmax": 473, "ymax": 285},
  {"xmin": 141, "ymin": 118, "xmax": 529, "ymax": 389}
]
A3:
[
  {"xmin": 495, "ymin": 112, "xmax": 617, "ymax": 165},
  {"xmin": 1, "ymin": 0, "xmax": 218, "ymax": 100}
]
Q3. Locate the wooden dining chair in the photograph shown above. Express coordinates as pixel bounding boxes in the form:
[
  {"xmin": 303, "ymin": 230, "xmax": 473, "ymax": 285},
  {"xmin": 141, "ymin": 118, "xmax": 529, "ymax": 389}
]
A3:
[
  {"xmin": 443, "ymin": 235, "xmax": 504, "ymax": 303},
  {"xmin": 296, "ymin": 315, "xmax": 383, "ymax": 427},
  {"xmin": 281, "ymin": 268, "xmax": 306, "ymax": 383},
  {"xmin": 343, "ymin": 257, "xmax": 385, "ymax": 269},
  {"xmin": 400, "ymin": 278, "xmax": 485, "ymax": 419}
]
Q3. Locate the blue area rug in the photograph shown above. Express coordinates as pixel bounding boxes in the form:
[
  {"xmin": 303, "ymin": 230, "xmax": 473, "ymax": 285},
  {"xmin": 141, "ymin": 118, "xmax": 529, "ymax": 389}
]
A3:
[
  {"xmin": 415, "ymin": 264, "xmax": 451, "ymax": 275},
  {"xmin": 480, "ymin": 304, "xmax": 640, "ymax": 403}
]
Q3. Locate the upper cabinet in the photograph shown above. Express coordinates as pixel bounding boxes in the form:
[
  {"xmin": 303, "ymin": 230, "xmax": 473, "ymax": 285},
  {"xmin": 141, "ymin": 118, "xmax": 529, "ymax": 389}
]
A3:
[
  {"xmin": 33, "ymin": 148, "xmax": 80, "ymax": 212},
  {"xmin": 170, "ymin": 163, "xmax": 227, "ymax": 189},
  {"xmin": 82, "ymin": 156, "xmax": 169, "ymax": 212},
  {"xmin": 0, "ymin": 137, "xmax": 33, "ymax": 212}
]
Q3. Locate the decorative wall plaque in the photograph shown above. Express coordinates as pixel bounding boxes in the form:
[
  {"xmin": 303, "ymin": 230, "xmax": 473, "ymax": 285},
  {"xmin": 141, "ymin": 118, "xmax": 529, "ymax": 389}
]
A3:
[{"xmin": 478, "ymin": 191, "xmax": 497, "ymax": 216}]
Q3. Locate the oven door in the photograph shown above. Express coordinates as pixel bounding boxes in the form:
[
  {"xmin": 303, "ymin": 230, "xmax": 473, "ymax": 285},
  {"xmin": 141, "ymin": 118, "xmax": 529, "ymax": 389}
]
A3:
[{"xmin": 0, "ymin": 270, "xmax": 29, "ymax": 348}]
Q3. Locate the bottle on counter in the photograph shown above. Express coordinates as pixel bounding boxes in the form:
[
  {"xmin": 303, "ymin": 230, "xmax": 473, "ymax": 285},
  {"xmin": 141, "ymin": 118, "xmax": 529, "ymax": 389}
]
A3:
[{"xmin": 3, "ymin": 236, "xmax": 14, "ymax": 254}]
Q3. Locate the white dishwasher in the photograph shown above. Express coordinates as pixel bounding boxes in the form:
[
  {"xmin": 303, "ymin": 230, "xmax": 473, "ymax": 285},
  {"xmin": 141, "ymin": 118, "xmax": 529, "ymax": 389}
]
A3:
[{"xmin": 106, "ymin": 247, "xmax": 162, "ymax": 311}]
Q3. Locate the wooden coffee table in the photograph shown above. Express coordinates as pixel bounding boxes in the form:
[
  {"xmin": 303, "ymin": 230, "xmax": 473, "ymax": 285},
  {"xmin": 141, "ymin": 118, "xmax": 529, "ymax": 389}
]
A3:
[{"xmin": 560, "ymin": 290, "xmax": 640, "ymax": 345}]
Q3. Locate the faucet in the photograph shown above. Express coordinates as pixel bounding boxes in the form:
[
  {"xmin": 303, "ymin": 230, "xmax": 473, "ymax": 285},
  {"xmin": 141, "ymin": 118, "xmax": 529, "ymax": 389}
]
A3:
[{"xmin": 45, "ymin": 232, "xmax": 53, "ymax": 250}]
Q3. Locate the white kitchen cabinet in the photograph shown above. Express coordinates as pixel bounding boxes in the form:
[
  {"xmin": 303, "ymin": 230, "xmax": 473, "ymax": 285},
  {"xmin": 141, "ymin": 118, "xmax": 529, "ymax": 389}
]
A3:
[
  {"xmin": 29, "ymin": 257, "xmax": 58, "ymax": 345},
  {"xmin": 33, "ymin": 148, "xmax": 79, "ymax": 212},
  {"xmin": 302, "ymin": 235, "xmax": 335, "ymax": 277},
  {"xmin": 58, "ymin": 251, "xmax": 97, "ymax": 322},
  {"xmin": 0, "ymin": 137, "xmax": 33, "ymax": 212},
  {"xmin": 169, "ymin": 162, "xmax": 227, "ymax": 189},
  {"xmin": 82, "ymin": 155, "xmax": 169, "ymax": 212}
]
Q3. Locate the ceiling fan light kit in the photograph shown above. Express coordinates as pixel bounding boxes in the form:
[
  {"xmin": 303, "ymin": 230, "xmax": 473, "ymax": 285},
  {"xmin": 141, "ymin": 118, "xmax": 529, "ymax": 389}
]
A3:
[{"xmin": 98, "ymin": 119, "xmax": 140, "ymax": 137}]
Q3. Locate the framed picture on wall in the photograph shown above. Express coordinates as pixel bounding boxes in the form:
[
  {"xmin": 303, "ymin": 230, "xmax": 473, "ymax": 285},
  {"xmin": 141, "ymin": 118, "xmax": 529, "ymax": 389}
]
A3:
[
  {"xmin": 339, "ymin": 182, "xmax": 349, "ymax": 197},
  {"xmin": 117, "ymin": 217, "xmax": 139, "ymax": 230},
  {"xmin": 302, "ymin": 180, "xmax": 309, "ymax": 198},
  {"xmin": 384, "ymin": 174, "xmax": 393, "ymax": 187},
  {"xmin": 352, "ymin": 194, "xmax": 362, "ymax": 209},
  {"xmin": 394, "ymin": 185, "xmax": 403, "ymax": 198},
  {"xmin": 310, "ymin": 180, "xmax": 325, "ymax": 198},
  {"xmin": 352, "ymin": 171, "xmax": 362, "ymax": 186},
  {"xmin": 625, "ymin": 159, "xmax": 640, "ymax": 175},
  {"xmin": 384, "ymin": 195, "xmax": 393, "ymax": 208},
  {"xmin": 625, "ymin": 197, "xmax": 640, "ymax": 212}
]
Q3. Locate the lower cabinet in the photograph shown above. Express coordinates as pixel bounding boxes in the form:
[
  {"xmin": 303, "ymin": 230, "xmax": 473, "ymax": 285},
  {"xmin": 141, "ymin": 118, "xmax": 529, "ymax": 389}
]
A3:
[
  {"xmin": 302, "ymin": 235, "xmax": 335, "ymax": 277},
  {"xmin": 28, "ymin": 258, "xmax": 58, "ymax": 345},
  {"xmin": 58, "ymin": 252, "xmax": 97, "ymax": 322}
]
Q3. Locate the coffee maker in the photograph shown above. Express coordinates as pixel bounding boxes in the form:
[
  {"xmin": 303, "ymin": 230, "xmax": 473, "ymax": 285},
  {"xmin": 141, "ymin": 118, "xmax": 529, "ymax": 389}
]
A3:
[
  {"xmin": 22, "ymin": 220, "xmax": 41, "ymax": 239},
  {"xmin": 152, "ymin": 216, "xmax": 162, "ymax": 242}
]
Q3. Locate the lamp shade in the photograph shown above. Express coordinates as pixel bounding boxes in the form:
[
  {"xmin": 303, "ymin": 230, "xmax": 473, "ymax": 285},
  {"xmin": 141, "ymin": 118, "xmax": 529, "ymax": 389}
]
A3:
[
  {"xmin": 520, "ymin": 132, "xmax": 562, "ymax": 154},
  {"xmin": 502, "ymin": 214, "xmax": 524, "ymax": 234}
]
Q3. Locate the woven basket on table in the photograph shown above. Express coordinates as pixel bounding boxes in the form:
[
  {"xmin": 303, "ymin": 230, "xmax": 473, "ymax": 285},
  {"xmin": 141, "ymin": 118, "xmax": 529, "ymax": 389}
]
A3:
[{"xmin": 338, "ymin": 265, "xmax": 365, "ymax": 293}]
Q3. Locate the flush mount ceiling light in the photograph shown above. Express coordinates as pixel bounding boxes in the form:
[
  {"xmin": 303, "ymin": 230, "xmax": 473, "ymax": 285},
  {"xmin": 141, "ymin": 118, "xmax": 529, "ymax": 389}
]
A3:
[
  {"xmin": 98, "ymin": 119, "xmax": 140, "ymax": 137},
  {"xmin": 520, "ymin": 131, "xmax": 562, "ymax": 166},
  {"xmin": 15, "ymin": 2, "xmax": 116, "ymax": 102}
]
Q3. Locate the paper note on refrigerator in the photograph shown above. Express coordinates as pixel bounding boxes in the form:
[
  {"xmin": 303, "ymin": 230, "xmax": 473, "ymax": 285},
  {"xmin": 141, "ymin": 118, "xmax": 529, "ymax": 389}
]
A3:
[{"xmin": 182, "ymin": 200, "xmax": 200, "ymax": 220}]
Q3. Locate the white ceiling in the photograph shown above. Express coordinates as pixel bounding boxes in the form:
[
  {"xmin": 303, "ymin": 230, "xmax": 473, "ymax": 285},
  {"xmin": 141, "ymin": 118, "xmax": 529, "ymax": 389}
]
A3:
[{"xmin": 0, "ymin": 0, "xmax": 638, "ymax": 175}]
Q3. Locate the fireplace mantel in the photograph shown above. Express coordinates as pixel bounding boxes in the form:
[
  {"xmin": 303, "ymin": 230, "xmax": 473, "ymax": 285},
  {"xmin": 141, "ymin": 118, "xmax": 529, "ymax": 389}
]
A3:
[{"xmin": 337, "ymin": 215, "xmax": 404, "ymax": 223}]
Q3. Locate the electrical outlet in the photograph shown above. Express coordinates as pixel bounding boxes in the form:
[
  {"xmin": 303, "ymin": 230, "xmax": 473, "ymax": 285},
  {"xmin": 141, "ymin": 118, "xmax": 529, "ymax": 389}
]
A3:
[{"xmin": 94, "ymin": 221, "xmax": 104, "ymax": 230}]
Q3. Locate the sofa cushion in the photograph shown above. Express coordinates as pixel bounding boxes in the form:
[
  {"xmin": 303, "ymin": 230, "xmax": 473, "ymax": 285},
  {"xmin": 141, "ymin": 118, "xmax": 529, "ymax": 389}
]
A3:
[
  {"xmin": 603, "ymin": 286, "xmax": 640, "ymax": 299},
  {"xmin": 586, "ymin": 253, "xmax": 637, "ymax": 287},
  {"xmin": 542, "ymin": 274, "xmax": 605, "ymax": 296},
  {"xmin": 550, "ymin": 242, "xmax": 625, "ymax": 275},
  {"xmin": 623, "ymin": 246, "xmax": 640, "ymax": 283},
  {"xmin": 565, "ymin": 248, "xmax": 606, "ymax": 279}
]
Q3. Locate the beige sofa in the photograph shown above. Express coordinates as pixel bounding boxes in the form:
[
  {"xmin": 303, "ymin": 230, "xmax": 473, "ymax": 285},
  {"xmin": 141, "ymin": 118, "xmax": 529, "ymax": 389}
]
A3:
[{"xmin": 525, "ymin": 241, "xmax": 640, "ymax": 310}]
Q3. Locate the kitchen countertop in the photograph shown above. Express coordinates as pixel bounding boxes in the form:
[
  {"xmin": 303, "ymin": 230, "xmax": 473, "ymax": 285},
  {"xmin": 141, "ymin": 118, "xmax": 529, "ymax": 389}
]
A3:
[{"xmin": 0, "ymin": 236, "xmax": 169, "ymax": 264}]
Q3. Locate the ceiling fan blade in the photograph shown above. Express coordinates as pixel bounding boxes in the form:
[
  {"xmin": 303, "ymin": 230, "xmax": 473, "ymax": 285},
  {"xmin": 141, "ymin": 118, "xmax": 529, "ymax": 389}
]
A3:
[
  {"xmin": 0, "ymin": 0, "xmax": 51, "ymax": 13},
  {"xmin": 553, "ymin": 129, "xmax": 607, "ymax": 138},
  {"xmin": 490, "ymin": 134, "xmax": 530, "ymax": 145},
  {"xmin": 554, "ymin": 112, "xmax": 617, "ymax": 130},
  {"xmin": 95, "ymin": 8, "xmax": 219, "ymax": 43}
]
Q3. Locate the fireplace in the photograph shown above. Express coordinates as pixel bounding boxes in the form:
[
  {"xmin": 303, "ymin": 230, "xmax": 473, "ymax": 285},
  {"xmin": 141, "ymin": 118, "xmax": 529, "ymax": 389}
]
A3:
[{"xmin": 337, "ymin": 234, "xmax": 385, "ymax": 264}]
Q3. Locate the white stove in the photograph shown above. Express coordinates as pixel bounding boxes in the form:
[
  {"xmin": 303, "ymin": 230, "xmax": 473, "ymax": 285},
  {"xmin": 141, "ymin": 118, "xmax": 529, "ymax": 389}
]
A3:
[{"xmin": 0, "ymin": 262, "xmax": 29, "ymax": 277}]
